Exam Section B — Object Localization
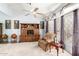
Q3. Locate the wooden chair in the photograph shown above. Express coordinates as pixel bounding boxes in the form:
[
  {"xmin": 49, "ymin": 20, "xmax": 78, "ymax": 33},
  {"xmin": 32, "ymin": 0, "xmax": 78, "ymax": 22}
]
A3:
[
  {"xmin": 11, "ymin": 34, "xmax": 17, "ymax": 43},
  {"xmin": 2, "ymin": 34, "xmax": 8, "ymax": 42}
]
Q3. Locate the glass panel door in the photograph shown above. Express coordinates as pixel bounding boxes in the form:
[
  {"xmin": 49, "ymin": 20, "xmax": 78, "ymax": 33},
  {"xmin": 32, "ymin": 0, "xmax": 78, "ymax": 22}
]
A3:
[
  {"xmin": 56, "ymin": 18, "xmax": 61, "ymax": 42},
  {"xmin": 64, "ymin": 12, "xmax": 73, "ymax": 54}
]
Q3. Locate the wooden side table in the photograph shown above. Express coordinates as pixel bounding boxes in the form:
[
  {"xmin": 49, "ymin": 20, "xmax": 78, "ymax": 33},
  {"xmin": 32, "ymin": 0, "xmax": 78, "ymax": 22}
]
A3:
[{"xmin": 47, "ymin": 42, "xmax": 64, "ymax": 56}]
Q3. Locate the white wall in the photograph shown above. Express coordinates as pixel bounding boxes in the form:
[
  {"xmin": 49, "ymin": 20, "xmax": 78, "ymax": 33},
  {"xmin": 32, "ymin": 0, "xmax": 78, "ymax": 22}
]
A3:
[
  {"xmin": 52, "ymin": 4, "xmax": 79, "ymax": 20},
  {"xmin": 56, "ymin": 17, "xmax": 61, "ymax": 42},
  {"xmin": 0, "ymin": 14, "xmax": 45, "ymax": 42},
  {"xmin": 13, "ymin": 15, "xmax": 45, "ymax": 39},
  {"xmin": 48, "ymin": 20, "xmax": 54, "ymax": 33}
]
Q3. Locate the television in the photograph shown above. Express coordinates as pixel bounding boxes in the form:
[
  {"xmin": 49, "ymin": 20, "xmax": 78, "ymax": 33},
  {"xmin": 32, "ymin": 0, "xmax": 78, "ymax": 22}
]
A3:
[{"xmin": 27, "ymin": 30, "xmax": 34, "ymax": 35}]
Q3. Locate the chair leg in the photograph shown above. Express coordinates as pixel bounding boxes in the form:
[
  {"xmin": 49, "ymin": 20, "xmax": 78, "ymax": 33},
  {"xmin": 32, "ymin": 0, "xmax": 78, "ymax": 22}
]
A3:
[
  {"xmin": 49, "ymin": 45, "xmax": 52, "ymax": 52},
  {"xmin": 56, "ymin": 48, "xmax": 59, "ymax": 56},
  {"xmin": 61, "ymin": 46, "xmax": 64, "ymax": 53},
  {"xmin": 45, "ymin": 44, "xmax": 48, "ymax": 52}
]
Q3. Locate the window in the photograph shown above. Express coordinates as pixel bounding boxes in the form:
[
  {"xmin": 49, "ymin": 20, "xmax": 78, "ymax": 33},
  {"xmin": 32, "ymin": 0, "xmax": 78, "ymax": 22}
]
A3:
[
  {"xmin": 40, "ymin": 21, "xmax": 44, "ymax": 29},
  {"xmin": 14, "ymin": 20, "xmax": 19, "ymax": 29},
  {"xmin": 5, "ymin": 20, "xmax": 11, "ymax": 29}
]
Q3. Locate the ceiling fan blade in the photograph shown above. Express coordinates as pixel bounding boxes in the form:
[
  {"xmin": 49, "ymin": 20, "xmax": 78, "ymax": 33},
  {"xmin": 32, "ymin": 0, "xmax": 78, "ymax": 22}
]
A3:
[
  {"xmin": 36, "ymin": 13, "xmax": 46, "ymax": 17},
  {"xmin": 36, "ymin": 13, "xmax": 50, "ymax": 20},
  {"xmin": 25, "ymin": 13, "xmax": 30, "ymax": 16},
  {"xmin": 33, "ymin": 8, "xmax": 39, "ymax": 12},
  {"xmin": 23, "ymin": 9, "xmax": 30, "ymax": 12},
  {"xmin": 27, "ymin": 3, "xmax": 31, "ymax": 5}
]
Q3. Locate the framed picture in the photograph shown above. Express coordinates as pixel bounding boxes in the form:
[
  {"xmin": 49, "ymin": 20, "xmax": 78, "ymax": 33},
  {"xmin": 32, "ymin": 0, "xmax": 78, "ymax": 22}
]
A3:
[
  {"xmin": 5, "ymin": 20, "xmax": 11, "ymax": 29},
  {"xmin": 14, "ymin": 20, "xmax": 19, "ymax": 29},
  {"xmin": 40, "ymin": 21, "xmax": 44, "ymax": 29}
]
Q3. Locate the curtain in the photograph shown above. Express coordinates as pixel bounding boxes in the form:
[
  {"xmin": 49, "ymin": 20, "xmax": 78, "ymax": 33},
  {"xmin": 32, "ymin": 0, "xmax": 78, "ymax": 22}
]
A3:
[
  {"xmin": 54, "ymin": 19, "xmax": 56, "ymax": 33},
  {"xmin": 60, "ymin": 16, "xmax": 65, "ymax": 48},
  {"xmin": 72, "ymin": 9, "xmax": 79, "ymax": 56},
  {"xmin": 56, "ymin": 18, "xmax": 61, "ymax": 42},
  {"xmin": 46, "ymin": 21, "xmax": 48, "ymax": 33},
  {"xmin": 40, "ymin": 21, "xmax": 45, "ymax": 39}
]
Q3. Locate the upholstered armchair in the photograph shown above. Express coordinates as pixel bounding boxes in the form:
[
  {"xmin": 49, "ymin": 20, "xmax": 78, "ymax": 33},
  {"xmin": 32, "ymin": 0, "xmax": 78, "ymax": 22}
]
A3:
[
  {"xmin": 44, "ymin": 32, "xmax": 56, "ymax": 43},
  {"xmin": 38, "ymin": 32, "xmax": 56, "ymax": 51}
]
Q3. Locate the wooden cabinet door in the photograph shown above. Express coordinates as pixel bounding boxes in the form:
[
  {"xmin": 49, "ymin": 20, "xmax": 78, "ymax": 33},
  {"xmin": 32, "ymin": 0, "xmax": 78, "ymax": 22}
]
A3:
[
  {"xmin": 0, "ymin": 23, "xmax": 2, "ymax": 35},
  {"xmin": 0, "ymin": 23, "xmax": 2, "ymax": 42},
  {"xmin": 20, "ymin": 24, "xmax": 39, "ymax": 42}
]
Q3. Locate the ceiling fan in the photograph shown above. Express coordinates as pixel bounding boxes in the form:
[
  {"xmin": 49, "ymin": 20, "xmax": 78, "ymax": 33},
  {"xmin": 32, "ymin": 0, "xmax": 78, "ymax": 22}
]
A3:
[
  {"xmin": 24, "ymin": 7, "xmax": 39, "ymax": 16},
  {"xmin": 24, "ymin": 6, "xmax": 53, "ymax": 20},
  {"xmin": 24, "ymin": 8, "xmax": 48, "ymax": 18}
]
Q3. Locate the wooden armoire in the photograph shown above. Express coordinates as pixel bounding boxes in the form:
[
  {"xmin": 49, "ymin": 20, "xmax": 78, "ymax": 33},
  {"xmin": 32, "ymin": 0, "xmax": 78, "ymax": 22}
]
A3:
[{"xmin": 20, "ymin": 24, "xmax": 40, "ymax": 42}]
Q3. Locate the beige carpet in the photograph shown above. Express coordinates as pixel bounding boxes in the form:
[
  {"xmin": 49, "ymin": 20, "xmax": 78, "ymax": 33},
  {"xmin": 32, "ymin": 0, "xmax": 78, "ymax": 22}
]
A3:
[{"xmin": 0, "ymin": 42, "xmax": 71, "ymax": 56}]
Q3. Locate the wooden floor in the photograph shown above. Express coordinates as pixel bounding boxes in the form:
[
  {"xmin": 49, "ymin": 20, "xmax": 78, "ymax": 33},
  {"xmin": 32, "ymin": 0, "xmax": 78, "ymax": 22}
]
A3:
[{"xmin": 0, "ymin": 42, "xmax": 71, "ymax": 56}]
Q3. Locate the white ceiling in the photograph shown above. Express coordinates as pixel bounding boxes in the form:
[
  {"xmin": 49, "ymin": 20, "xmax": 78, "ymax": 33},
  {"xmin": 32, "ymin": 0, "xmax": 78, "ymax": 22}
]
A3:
[{"xmin": 0, "ymin": 3, "xmax": 67, "ymax": 19}]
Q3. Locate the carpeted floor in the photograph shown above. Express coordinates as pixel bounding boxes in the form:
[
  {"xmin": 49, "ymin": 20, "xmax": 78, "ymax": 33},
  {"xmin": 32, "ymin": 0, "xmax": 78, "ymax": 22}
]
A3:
[{"xmin": 0, "ymin": 42, "xmax": 71, "ymax": 56}]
